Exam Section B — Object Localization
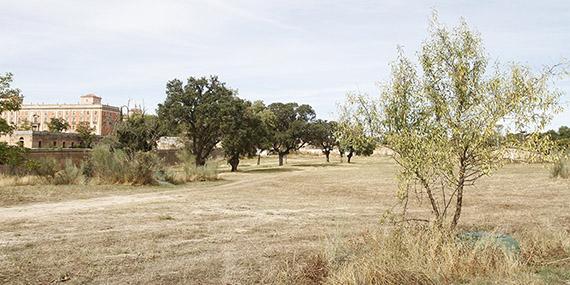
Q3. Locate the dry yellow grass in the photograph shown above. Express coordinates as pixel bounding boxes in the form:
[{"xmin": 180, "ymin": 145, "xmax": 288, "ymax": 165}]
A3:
[{"xmin": 0, "ymin": 155, "xmax": 568, "ymax": 284}]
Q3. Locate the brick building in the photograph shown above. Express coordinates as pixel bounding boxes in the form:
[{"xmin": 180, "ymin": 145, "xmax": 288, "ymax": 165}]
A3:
[{"xmin": 0, "ymin": 94, "xmax": 121, "ymax": 136}]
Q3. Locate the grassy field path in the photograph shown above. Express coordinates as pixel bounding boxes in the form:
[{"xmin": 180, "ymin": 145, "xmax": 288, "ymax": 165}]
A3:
[{"xmin": 0, "ymin": 156, "xmax": 568, "ymax": 284}]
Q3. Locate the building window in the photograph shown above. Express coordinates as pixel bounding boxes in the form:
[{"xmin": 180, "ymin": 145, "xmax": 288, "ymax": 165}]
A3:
[
  {"xmin": 38, "ymin": 141, "xmax": 42, "ymax": 148},
  {"xmin": 62, "ymin": 142, "xmax": 66, "ymax": 148},
  {"xmin": 53, "ymin": 141, "xmax": 57, "ymax": 147}
]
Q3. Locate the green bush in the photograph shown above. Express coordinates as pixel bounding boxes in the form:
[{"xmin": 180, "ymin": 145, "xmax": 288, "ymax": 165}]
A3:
[
  {"xmin": 0, "ymin": 143, "xmax": 27, "ymax": 174},
  {"xmin": 87, "ymin": 145, "xmax": 162, "ymax": 185},
  {"xmin": 25, "ymin": 158, "xmax": 59, "ymax": 177}
]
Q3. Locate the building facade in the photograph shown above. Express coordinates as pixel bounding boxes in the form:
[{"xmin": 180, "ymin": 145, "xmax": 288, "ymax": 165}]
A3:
[
  {"xmin": 0, "ymin": 131, "xmax": 83, "ymax": 149},
  {"xmin": 0, "ymin": 94, "xmax": 121, "ymax": 136}
]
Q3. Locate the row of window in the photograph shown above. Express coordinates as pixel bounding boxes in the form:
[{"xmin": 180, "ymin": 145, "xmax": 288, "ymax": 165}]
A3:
[{"xmin": 35, "ymin": 140, "xmax": 76, "ymax": 148}]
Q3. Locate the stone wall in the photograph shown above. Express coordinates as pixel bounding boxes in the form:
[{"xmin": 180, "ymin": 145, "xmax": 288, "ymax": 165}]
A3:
[
  {"xmin": 21, "ymin": 149, "xmax": 180, "ymax": 166},
  {"xmin": 0, "ymin": 131, "xmax": 84, "ymax": 149}
]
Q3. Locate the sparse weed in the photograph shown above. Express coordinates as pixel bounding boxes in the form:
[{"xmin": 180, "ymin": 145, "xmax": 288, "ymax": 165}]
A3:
[
  {"xmin": 268, "ymin": 225, "xmax": 570, "ymax": 284},
  {"xmin": 169, "ymin": 149, "xmax": 218, "ymax": 183},
  {"xmin": 551, "ymin": 154, "xmax": 569, "ymax": 179}
]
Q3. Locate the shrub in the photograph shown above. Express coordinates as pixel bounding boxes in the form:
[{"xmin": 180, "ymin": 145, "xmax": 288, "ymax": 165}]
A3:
[
  {"xmin": 171, "ymin": 149, "xmax": 218, "ymax": 183},
  {"xmin": 123, "ymin": 151, "xmax": 162, "ymax": 185},
  {"xmin": 319, "ymin": 226, "xmax": 565, "ymax": 284},
  {"xmin": 53, "ymin": 160, "xmax": 83, "ymax": 185},
  {"xmin": 0, "ymin": 174, "xmax": 47, "ymax": 187},
  {"xmin": 0, "ymin": 143, "xmax": 27, "ymax": 174},
  {"xmin": 551, "ymin": 154, "xmax": 569, "ymax": 179},
  {"xmin": 87, "ymin": 144, "xmax": 162, "ymax": 185},
  {"xmin": 25, "ymin": 158, "xmax": 59, "ymax": 177}
]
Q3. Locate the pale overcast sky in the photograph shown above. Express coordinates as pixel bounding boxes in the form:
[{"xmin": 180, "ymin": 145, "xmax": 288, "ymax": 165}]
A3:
[{"xmin": 1, "ymin": 0, "xmax": 569, "ymax": 129}]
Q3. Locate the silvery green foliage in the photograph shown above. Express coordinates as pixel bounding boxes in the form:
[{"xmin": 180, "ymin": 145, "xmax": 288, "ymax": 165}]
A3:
[{"xmin": 381, "ymin": 16, "xmax": 564, "ymax": 228}]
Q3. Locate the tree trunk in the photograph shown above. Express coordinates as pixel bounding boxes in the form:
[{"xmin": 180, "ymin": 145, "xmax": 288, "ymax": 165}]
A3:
[
  {"xmin": 324, "ymin": 151, "xmax": 330, "ymax": 162},
  {"xmin": 451, "ymin": 162, "xmax": 467, "ymax": 229},
  {"xmin": 339, "ymin": 151, "xmax": 344, "ymax": 163},
  {"xmin": 278, "ymin": 153, "xmax": 285, "ymax": 166},
  {"xmin": 195, "ymin": 154, "xmax": 206, "ymax": 166},
  {"xmin": 347, "ymin": 151, "xmax": 353, "ymax": 163},
  {"xmin": 257, "ymin": 154, "xmax": 261, "ymax": 165},
  {"xmin": 229, "ymin": 156, "xmax": 240, "ymax": 172}
]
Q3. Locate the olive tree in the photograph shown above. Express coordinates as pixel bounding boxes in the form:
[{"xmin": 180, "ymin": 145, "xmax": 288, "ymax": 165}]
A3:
[
  {"xmin": 336, "ymin": 92, "xmax": 378, "ymax": 163},
  {"xmin": 335, "ymin": 121, "xmax": 376, "ymax": 163},
  {"xmin": 381, "ymin": 17, "xmax": 564, "ymax": 228},
  {"xmin": 158, "ymin": 76, "xmax": 238, "ymax": 166}
]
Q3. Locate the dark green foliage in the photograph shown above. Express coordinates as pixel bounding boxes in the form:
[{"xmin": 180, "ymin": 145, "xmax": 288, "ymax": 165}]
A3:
[
  {"xmin": 267, "ymin": 102, "xmax": 316, "ymax": 166},
  {"xmin": 250, "ymin": 100, "xmax": 275, "ymax": 165},
  {"xmin": 0, "ymin": 73, "xmax": 22, "ymax": 135},
  {"xmin": 221, "ymin": 99, "xmax": 266, "ymax": 172},
  {"xmin": 47, "ymin": 118, "xmax": 69, "ymax": 133},
  {"xmin": 0, "ymin": 73, "xmax": 24, "ymax": 171},
  {"xmin": 76, "ymin": 122, "xmax": 95, "ymax": 148},
  {"xmin": 157, "ymin": 75, "xmax": 238, "ymax": 166},
  {"xmin": 0, "ymin": 143, "xmax": 27, "ymax": 173},
  {"xmin": 112, "ymin": 114, "xmax": 162, "ymax": 155},
  {"xmin": 309, "ymin": 120, "xmax": 338, "ymax": 162}
]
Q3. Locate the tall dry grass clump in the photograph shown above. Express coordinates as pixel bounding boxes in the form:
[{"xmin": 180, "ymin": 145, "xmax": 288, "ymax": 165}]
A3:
[
  {"xmin": 288, "ymin": 225, "xmax": 570, "ymax": 285},
  {"xmin": 0, "ymin": 174, "xmax": 47, "ymax": 187},
  {"xmin": 165, "ymin": 149, "xmax": 218, "ymax": 184},
  {"xmin": 551, "ymin": 154, "xmax": 569, "ymax": 179},
  {"xmin": 53, "ymin": 160, "xmax": 83, "ymax": 185},
  {"xmin": 0, "ymin": 158, "xmax": 83, "ymax": 186},
  {"xmin": 85, "ymin": 145, "xmax": 162, "ymax": 185}
]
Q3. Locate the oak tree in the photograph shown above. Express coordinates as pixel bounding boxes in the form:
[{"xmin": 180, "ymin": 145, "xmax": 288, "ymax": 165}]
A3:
[
  {"xmin": 309, "ymin": 119, "xmax": 338, "ymax": 162},
  {"xmin": 158, "ymin": 76, "xmax": 238, "ymax": 166},
  {"xmin": 221, "ymin": 99, "xmax": 266, "ymax": 172},
  {"xmin": 267, "ymin": 102, "xmax": 316, "ymax": 166}
]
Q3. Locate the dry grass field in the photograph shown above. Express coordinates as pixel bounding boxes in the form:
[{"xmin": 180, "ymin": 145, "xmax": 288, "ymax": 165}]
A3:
[{"xmin": 0, "ymin": 155, "xmax": 569, "ymax": 284}]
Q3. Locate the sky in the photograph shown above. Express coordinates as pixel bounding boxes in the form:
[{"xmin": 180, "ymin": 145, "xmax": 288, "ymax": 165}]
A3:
[{"xmin": 1, "ymin": 0, "xmax": 569, "ymax": 129}]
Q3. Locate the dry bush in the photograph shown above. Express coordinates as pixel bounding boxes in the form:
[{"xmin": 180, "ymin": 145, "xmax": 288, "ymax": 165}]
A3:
[
  {"xmin": 86, "ymin": 145, "xmax": 162, "ymax": 185},
  {"xmin": 166, "ymin": 149, "xmax": 218, "ymax": 184},
  {"xmin": 0, "ymin": 174, "xmax": 47, "ymax": 186},
  {"xmin": 551, "ymin": 155, "xmax": 569, "ymax": 179},
  {"xmin": 258, "ymin": 252, "xmax": 329, "ymax": 285},
  {"xmin": 53, "ymin": 160, "xmax": 83, "ymax": 185},
  {"xmin": 517, "ymin": 227, "xmax": 570, "ymax": 266},
  {"xmin": 316, "ymin": 226, "xmax": 570, "ymax": 284},
  {"xmin": 0, "ymin": 158, "xmax": 83, "ymax": 186}
]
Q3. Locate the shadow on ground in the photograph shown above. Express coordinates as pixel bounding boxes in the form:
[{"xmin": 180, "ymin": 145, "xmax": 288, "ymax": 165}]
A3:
[
  {"xmin": 292, "ymin": 163, "xmax": 342, "ymax": 168},
  {"xmin": 241, "ymin": 167, "xmax": 301, "ymax": 173}
]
